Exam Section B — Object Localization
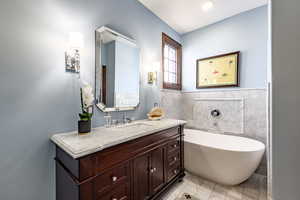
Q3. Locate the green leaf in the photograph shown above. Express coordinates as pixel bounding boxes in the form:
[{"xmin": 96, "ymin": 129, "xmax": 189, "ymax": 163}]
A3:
[{"xmin": 79, "ymin": 112, "xmax": 93, "ymax": 121}]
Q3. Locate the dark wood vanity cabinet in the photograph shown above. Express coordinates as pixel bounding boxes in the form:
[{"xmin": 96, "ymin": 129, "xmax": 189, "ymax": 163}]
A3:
[
  {"xmin": 55, "ymin": 125, "xmax": 184, "ymax": 200},
  {"xmin": 133, "ymin": 146, "xmax": 165, "ymax": 200}
]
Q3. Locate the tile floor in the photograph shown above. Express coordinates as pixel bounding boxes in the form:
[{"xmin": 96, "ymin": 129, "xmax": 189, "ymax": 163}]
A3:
[{"xmin": 162, "ymin": 172, "xmax": 267, "ymax": 200}]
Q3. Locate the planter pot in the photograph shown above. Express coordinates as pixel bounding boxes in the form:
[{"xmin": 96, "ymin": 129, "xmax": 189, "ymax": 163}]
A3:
[{"xmin": 78, "ymin": 120, "xmax": 91, "ymax": 134}]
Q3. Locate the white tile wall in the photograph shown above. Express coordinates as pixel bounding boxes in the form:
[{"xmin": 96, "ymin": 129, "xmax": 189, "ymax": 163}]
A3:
[
  {"xmin": 160, "ymin": 88, "xmax": 268, "ymax": 175},
  {"xmin": 191, "ymin": 98, "xmax": 244, "ymax": 134}
]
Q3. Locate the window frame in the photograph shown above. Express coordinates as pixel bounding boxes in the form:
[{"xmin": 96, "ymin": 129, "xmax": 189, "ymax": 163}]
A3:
[{"xmin": 162, "ymin": 33, "xmax": 182, "ymax": 90}]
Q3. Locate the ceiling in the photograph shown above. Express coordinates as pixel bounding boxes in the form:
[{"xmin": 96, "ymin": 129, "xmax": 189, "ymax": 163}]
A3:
[{"xmin": 138, "ymin": 0, "xmax": 268, "ymax": 34}]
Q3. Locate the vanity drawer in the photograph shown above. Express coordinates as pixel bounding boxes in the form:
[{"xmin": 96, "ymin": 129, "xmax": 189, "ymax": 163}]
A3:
[
  {"xmin": 167, "ymin": 137, "xmax": 180, "ymax": 154},
  {"xmin": 167, "ymin": 164, "xmax": 181, "ymax": 182},
  {"xmin": 167, "ymin": 150, "xmax": 181, "ymax": 168},
  {"xmin": 94, "ymin": 162, "xmax": 130, "ymax": 198},
  {"xmin": 97, "ymin": 182, "xmax": 130, "ymax": 200},
  {"xmin": 92, "ymin": 127, "xmax": 180, "ymax": 174}
]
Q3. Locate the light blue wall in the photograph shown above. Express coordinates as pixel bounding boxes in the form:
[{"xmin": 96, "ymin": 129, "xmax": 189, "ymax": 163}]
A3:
[
  {"xmin": 0, "ymin": 0, "xmax": 180, "ymax": 200},
  {"xmin": 182, "ymin": 6, "xmax": 268, "ymax": 91}
]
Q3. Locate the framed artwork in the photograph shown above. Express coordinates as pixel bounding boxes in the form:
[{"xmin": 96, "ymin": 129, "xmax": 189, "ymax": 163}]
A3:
[
  {"xmin": 65, "ymin": 49, "xmax": 80, "ymax": 73},
  {"xmin": 196, "ymin": 51, "xmax": 240, "ymax": 88}
]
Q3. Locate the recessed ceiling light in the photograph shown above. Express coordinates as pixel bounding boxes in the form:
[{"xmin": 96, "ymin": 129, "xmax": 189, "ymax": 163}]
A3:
[{"xmin": 202, "ymin": 1, "xmax": 214, "ymax": 11}]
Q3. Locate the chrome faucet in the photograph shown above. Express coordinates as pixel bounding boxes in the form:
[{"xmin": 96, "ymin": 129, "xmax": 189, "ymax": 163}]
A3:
[
  {"xmin": 104, "ymin": 112, "xmax": 133, "ymax": 128},
  {"xmin": 122, "ymin": 112, "xmax": 132, "ymax": 124}
]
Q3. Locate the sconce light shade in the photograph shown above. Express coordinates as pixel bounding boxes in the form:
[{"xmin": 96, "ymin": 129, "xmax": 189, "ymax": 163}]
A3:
[
  {"xmin": 68, "ymin": 32, "xmax": 84, "ymax": 49},
  {"xmin": 148, "ymin": 72, "xmax": 157, "ymax": 84},
  {"xmin": 148, "ymin": 62, "xmax": 160, "ymax": 84},
  {"xmin": 153, "ymin": 62, "xmax": 160, "ymax": 72}
]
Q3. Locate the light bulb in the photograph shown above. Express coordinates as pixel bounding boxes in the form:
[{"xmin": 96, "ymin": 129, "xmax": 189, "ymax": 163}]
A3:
[
  {"xmin": 202, "ymin": 1, "xmax": 214, "ymax": 11},
  {"xmin": 68, "ymin": 32, "xmax": 84, "ymax": 49}
]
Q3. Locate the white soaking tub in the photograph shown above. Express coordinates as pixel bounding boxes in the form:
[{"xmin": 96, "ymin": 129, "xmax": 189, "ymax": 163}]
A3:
[{"xmin": 184, "ymin": 128, "xmax": 265, "ymax": 186}]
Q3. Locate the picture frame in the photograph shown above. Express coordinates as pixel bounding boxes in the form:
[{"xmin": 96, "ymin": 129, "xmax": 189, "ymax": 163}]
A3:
[{"xmin": 196, "ymin": 51, "xmax": 240, "ymax": 89}]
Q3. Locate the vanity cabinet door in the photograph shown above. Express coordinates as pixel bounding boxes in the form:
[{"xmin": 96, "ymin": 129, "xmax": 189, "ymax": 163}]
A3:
[
  {"xmin": 150, "ymin": 147, "xmax": 165, "ymax": 194},
  {"xmin": 133, "ymin": 153, "xmax": 151, "ymax": 200}
]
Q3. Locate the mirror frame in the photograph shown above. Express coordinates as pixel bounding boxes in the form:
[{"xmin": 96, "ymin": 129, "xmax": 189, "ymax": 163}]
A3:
[{"xmin": 95, "ymin": 26, "xmax": 140, "ymax": 112}]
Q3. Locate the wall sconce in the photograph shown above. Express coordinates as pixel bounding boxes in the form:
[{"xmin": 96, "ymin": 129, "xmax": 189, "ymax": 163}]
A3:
[
  {"xmin": 148, "ymin": 62, "xmax": 160, "ymax": 84},
  {"xmin": 148, "ymin": 71, "xmax": 157, "ymax": 84},
  {"xmin": 65, "ymin": 32, "xmax": 84, "ymax": 73}
]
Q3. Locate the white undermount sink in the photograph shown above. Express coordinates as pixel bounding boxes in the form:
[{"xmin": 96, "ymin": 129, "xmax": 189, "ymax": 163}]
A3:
[{"xmin": 112, "ymin": 122, "xmax": 153, "ymax": 130}]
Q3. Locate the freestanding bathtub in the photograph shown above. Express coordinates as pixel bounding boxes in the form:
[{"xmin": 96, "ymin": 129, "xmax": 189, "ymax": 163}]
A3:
[{"xmin": 184, "ymin": 129, "xmax": 265, "ymax": 186}]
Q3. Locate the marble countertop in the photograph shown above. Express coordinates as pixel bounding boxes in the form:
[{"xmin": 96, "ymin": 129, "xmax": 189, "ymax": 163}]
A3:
[{"xmin": 51, "ymin": 118, "xmax": 186, "ymax": 159}]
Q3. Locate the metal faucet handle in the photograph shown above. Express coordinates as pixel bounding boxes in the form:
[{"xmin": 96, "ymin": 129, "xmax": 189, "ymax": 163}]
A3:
[{"xmin": 125, "ymin": 117, "xmax": 132, "ymax": 123}]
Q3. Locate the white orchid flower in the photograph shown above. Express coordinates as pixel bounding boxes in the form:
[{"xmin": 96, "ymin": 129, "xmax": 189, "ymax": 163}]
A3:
[{"xmin": 81, "ymin": 84, "xmax": 94, "ymax": 111}]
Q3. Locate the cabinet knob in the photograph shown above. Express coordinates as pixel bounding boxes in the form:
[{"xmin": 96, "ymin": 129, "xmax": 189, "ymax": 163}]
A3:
[
  {"xmin": 150, "ymin": 168, "xmax": 157, "ymax": 173},
  {"xmin": 174, "ymin": 157, "xmax": 177, "ymax": 161},
  {"xmin": 173, "ymin": 144, "xmax": 177, "ymax": 148},
  {"xmin": 174, "ymin": 169, "xmax": 178, "ymax": 174},
  {"xmin": 112, "ymin": 176, "xmax": 118, "ymax": 182},
  {"xmin": 112, "ymin": 198, "xmax": 118, "ymax": 200}
]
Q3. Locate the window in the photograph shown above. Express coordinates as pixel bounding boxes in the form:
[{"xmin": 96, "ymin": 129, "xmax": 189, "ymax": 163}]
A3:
[{"xmin": 162, "ymin": 33, "xmax": 182, "ymax": 90}]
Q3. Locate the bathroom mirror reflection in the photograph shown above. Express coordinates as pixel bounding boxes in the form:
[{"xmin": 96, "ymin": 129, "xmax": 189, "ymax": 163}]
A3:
[{"xmin": 95, "ymin": 26, "xmax": 140, "ymax": 112}]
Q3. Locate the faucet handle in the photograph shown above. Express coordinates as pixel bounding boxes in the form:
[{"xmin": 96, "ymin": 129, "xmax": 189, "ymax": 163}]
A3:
[
  {"xmin": 122, "ymin": 112, "xmax": 133, "ymax": 124},
  {"xmin": 126, "ymin": 118, "xmax": 132, "ymax": 123}
]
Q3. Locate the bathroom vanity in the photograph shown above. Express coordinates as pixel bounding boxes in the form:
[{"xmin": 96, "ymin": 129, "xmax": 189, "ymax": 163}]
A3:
[
  {"xmin": 51, "ymin": 27, "xmax": 186, "ymax": 200},
  {"xmin": 51, "ymin": 119, "xmax": 186, "ymax": 200}
]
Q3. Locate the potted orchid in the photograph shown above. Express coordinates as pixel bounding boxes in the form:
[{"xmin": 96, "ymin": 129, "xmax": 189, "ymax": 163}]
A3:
[{"xmin": 78, "ymin": 83, "xmax": 94, "ymax": 134}]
